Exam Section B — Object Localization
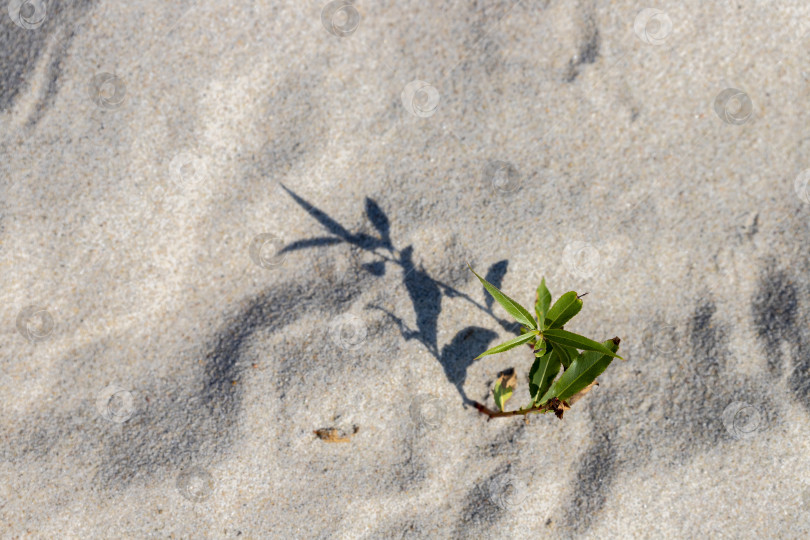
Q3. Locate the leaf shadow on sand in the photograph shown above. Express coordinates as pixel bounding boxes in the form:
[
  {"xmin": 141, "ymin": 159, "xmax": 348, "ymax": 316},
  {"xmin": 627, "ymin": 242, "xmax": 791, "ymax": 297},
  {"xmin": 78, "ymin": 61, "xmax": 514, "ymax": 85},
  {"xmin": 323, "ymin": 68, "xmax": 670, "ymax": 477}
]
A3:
[{"xmin": 280, "ymin": 184, "xmax": 523, "ymax": 405}]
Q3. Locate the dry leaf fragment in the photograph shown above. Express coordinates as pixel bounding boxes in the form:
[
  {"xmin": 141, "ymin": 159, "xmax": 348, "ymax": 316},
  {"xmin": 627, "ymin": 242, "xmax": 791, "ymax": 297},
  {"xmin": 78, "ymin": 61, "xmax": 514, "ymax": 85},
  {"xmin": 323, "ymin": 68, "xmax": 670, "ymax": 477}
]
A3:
[
  {"xmin": 313, "ymin": 426, "xmax": 359, "ymax": 443},
  {"xmin": 497, "ymin": 369, "xmax": 517, "ymax": 391},
  {"xmin": 493, "ymin": 368, "xmax": 517, "ymax": 411},
  {"xmin": 567, "ymin": 380, "xmax": 599, "ymax": 406},
  {"xmin": 546, "ymin": 397, "xmax": 571, "ymax": 419}
]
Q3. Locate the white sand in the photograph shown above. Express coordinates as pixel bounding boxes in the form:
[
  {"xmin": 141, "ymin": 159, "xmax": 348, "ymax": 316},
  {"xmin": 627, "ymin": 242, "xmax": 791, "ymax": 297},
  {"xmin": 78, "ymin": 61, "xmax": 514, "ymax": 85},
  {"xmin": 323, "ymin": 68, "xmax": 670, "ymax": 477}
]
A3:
[{"xmin": 2, "ymin": 1, "xmax": 810, "ymax": 538}]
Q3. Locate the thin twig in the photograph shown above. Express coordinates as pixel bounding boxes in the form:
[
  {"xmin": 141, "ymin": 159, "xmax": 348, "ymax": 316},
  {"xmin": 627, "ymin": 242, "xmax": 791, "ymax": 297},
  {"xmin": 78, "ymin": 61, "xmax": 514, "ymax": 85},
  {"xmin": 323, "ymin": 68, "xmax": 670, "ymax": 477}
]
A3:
[{"xmin": 472, "ymin": 401, "xmax": 551, "ymax": 419}]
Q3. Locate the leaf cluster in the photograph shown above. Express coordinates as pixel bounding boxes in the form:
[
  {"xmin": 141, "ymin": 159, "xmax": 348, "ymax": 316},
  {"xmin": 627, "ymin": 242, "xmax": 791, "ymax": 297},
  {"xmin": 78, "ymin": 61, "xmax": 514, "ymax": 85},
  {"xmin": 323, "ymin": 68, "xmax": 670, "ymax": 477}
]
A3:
[{"xmin": 469, "ymin": 264, "xmax": 622, "ymax": 418}]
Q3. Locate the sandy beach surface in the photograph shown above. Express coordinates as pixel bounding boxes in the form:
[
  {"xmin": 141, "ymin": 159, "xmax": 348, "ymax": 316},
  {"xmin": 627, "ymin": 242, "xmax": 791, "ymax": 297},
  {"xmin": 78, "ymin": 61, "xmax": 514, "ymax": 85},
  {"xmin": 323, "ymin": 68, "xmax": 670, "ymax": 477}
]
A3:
[{"xmin": 2, "ymin": 1, "xmax": 810, "ymax": 538}]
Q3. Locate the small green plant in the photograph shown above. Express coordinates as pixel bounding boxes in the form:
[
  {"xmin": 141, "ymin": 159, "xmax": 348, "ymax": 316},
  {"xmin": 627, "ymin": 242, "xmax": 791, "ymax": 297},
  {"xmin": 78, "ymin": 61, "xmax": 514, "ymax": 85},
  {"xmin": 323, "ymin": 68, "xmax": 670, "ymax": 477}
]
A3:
[{"xmin": 467, "ymin": 263, "xmax": 622, "ymax": 420}]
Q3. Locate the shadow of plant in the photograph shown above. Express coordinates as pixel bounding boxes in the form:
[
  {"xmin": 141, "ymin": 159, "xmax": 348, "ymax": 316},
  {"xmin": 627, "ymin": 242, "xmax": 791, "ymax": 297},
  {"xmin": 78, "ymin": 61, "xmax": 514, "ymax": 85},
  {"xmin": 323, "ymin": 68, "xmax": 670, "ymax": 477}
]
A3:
[{"xmin": 280, "ymin": 184, "xmax": 524, "ymax": 404}]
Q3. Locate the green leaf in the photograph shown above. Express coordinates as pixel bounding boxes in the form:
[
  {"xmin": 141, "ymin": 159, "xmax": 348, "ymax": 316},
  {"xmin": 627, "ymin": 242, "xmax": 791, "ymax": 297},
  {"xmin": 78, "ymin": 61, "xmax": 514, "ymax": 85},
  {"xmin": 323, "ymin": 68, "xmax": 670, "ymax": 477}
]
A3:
[
  {"xmin": 551, "ymin": 342, "xmax": 578, "ymax": 369},
  {"xmin": 528, "ymin": 350, "xmax": 561, "ymax": 404},
  {"xmin": 543, "ymin": 291, "xmax": 583, "ymax": 329},
  {"xmin": 468, "ymin": 263, "xmax": 537, "ymax": 330},
  {"xmin": 535, "ymin": 277, "xmax": 552, "ymax": 326},
  {"xmin": 493, "ymin": 370, "xmax": 517, "ymax": 412},
  {"xmin": 520, "ymin": 325, "xmax": 539, "ymax": 348},
  {"xmin": 474, "ymin": 332, "xmax": 537, "ymax": 360},
  {"xmin": 542, "ymin": 329, "xmax": 623, "ymax": 359},
  {"xmin": 538, "ymin": 338, "xmax": 620, "ymax": 404},
  {"xmin": 533, "ymin": 338, "xmax": 547, "ymax": 356}
]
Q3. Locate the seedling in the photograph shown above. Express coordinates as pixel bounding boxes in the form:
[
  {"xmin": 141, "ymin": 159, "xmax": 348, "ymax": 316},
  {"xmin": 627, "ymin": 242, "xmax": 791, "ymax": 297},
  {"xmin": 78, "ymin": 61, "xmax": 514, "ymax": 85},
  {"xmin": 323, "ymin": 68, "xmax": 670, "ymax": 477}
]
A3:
[{"xmin": 467, "ymin": 263, "xmax": 622, "ymax": 420}]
